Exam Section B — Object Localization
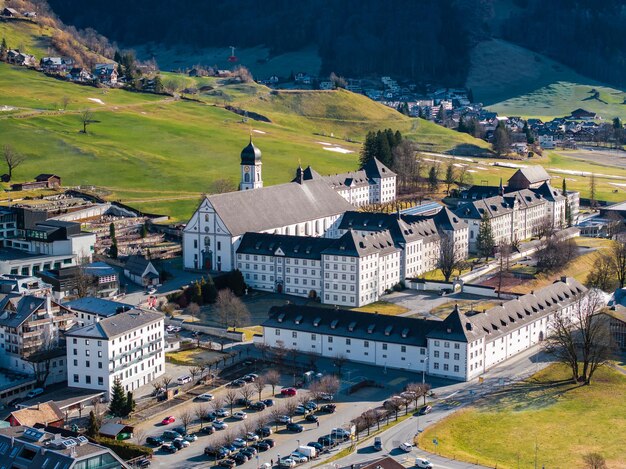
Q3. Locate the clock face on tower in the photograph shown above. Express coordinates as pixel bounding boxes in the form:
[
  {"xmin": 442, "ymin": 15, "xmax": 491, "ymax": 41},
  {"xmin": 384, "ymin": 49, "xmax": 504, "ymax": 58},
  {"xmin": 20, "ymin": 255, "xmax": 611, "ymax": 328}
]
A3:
[{"xmin": 243, "ymin": 166, "xmax": 251, "ymax": 173}]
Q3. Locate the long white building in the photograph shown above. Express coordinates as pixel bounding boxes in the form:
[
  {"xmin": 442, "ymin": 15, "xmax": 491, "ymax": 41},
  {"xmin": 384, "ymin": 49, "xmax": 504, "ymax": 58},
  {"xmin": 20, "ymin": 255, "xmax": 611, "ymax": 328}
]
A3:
[
  {"xmin": 261, "ymin": 277, "xmax": 587, "ymax": 381},
  {"xmin": 183, "ymin": 141, "xmax": 397, "ymax": 272},
  {"xmin": 65, "ymin": 309, "xmax": 164, "ymax": 398}
]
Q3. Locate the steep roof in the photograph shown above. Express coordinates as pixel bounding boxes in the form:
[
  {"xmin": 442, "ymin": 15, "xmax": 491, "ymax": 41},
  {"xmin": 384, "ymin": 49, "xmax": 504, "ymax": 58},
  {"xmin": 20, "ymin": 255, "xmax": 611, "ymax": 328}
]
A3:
[
  {"xmin": 508, "ymin": 166, "xmax": 550, "ymax": 185},
  {"xmin": 455, "ymin": 195, "xmax": 514, "ymax": 220},
  {"xmin": 66, "ymin": 309, "xmax": 162, "ymax": 340},
  {"xmin": 7, "ymin": 402, "xmax": 64, "ymax": 427},
  {"xmin": 237, "ymin": 232, "xmax": 336, "ymax": 260},
  {"xmin": 124, "ymin": 256, "xmax": 153, "ymax": 276},
  {"xmin": 205, "ymin": 179, "xmax": 354, "ymax": 236},
  {"xmin": 534, "ymin": 181, "xmax": 566, "ymax": 202},
  {"xmin": 338, "ymin": 211, "xmax": 441, "ymax": 245},
  {"xmin": 321, "ymin": 230, "xmax": 399, "ymax": 257},
  {"xmin": 363, "ymin": 158, "xmax": 396, "ymax": 179},
  {"xmin": 240, "ymin": 139, "xmax": 262, "ymax": 165},
  {"xmin": 0, "ymin": 295, "xmax": 47, "ymax": 329}
]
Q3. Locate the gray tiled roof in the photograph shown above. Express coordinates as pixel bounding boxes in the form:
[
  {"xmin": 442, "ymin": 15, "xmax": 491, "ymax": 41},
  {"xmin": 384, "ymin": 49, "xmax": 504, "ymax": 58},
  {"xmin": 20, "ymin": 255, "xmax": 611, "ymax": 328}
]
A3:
[
  {"xmin": 0, "ymin": 295, "xmax": 47, "ymax": 329},
  {"xmin": 509, "ymin": 166, "xmax": 550, "ymax": 185},
  {"xmin": 64, "ymin": 297, "xmax": 134, "ymax": 318},
  {"xmin": 206, "ymin": 179, "xmax": 354, "ymax": 236},
  {"xmin": 66, "ymin": 309, "xmax": 163, "ymax": 339}
]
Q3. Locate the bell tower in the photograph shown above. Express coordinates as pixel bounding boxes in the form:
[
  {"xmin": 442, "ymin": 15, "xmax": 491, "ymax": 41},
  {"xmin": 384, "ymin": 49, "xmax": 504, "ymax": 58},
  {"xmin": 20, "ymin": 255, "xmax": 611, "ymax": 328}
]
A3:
[{"xmin": 240, "ymin": 137, "xmax": 263, "ymax": 191}]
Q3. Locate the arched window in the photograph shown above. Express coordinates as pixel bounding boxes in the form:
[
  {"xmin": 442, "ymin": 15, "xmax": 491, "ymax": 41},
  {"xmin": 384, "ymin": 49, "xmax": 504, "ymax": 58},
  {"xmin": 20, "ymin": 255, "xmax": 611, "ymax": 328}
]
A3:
[
  {"xmin": 244, "ymin": 173, "xmax": 250, "ymax": 183},
  {"xmin": 204, "ymin": 237, "xmax": 210, "ymax": 246}
]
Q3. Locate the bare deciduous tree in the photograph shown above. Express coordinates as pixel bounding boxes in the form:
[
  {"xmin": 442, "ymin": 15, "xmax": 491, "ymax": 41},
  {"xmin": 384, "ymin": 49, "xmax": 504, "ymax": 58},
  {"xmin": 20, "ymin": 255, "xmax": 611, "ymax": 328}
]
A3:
[
  {"xmin": 211, "ymin": 178, "xmax": 236, "ymax": 194},
  {"xmin": 583, "ymin": 453, "xmax": 607, "ymax": 469},
  {"xmin": 438, "ymin": 233, "xmax": 462, "ymax": 282},
  {"xmin": 224, "ymin": 389, "xmax": 238, "ymax": 415},
  {"xmin": 543, "ymin": 290, "xmax": 615, "ymax": 384},
  {"xmin": 610, "ymin": 237, "xmax": 626, "ymax": 288},
  {"xmin": 212, "ymin": 395, "xmax": 224, "ymax": 413},
  {"xmin": 253, "ymin": 375, "xmax": 266, "ymax": 401},
  {"xmin": 319, "ymin": 375, "xmax": 340, "ymax": 397},
  {"xmin": 383, "ymin": 397, "xmax": 403, "ymax": 421},
  {"xmin": 133, "ymin": 428, "xmax": 147, "ymax": 446},
  {"xmin": 80, "ymin": 109, "xmax": 96, "ymax": 134},
  {"xmin": 61, "ymin": 95, "xmax": 71, "ymax": 111},
  {"xmin": 263, "ymin": 370, "xmax": 281, "ymax": 396},
  {"xmin": 333, "ymin": 354, "xmax": 347, "ymax": 377},
  {"xmin": 27, "ymin": 326, "xmax": 60, "ymax": 387},
  {"xmin": 3, "ymin": 144, "xmax": 26, "ymax": 181},
  {"xmin": 189, "ymin": 366, "xmax": 201, "ymax": 385},
  {"xmin": 195, "ymin": 404, "xmax": 209, "ymax": 429},
  {"xmin": 239, "ymin": 384, "xmax": 255, "ymax": 406},
  {"xmin": 179, "ymin": 409, "xmax": 194, "ymax": 433},
  {"xmin": 215, "ymin": 289, "xmax": 250, "ymax": 330},
  {"xmin": 284, "ymin": 398, "xmax": 298, "ymax": 420},
  {"xmin": 162, "ymin": 376, "xmax": 173, "ymax": 392}
]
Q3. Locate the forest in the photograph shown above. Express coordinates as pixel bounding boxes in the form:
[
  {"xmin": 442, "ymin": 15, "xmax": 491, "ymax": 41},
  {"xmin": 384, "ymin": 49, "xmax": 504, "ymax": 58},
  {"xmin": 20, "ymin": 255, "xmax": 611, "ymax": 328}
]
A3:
[{"xmin": 45, "ymin": 0, "xmax": 626, "ymax": 87}]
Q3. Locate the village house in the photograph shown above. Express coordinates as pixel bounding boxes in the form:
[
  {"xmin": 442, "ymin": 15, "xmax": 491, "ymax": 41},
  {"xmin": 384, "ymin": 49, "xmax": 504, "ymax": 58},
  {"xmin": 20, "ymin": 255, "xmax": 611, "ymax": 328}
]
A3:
[
  {"xmin": 94, "ymin": 63, "xmax": 118, "ymax": 85},
  {"xmin": 68, "ymin": 67, "xmax": 92, "ymax": 82},
  {"xmin": 1, "ymin": 7, "xmax": 19, "ymax": 17},
  {"xmin": 40, "ymin": 57, "xmax": 67, "ymax": 74},
  {"xmin": 7, "ymin": 50, "xmax": 36, "ymax": 67},
  {"xmin": 123, "ymin": 255, "xmax": 159, "ymax": 287},
  {"xmin": 5, "ymin": 401, "xmax": 65, "ymax": 428}
]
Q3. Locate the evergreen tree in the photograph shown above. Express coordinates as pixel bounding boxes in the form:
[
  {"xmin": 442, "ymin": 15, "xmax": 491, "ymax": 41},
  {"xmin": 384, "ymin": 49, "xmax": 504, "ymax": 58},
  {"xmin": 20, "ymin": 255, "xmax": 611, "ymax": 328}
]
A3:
[
  {"xmin": 613, "ymin": 117, "xmax": 622, "ymax": 129},
  {"xmin": 493, "ymin": 121, "xmax": 511, "ymax": 156},
  {"xmin": 227, "ymin": 269, "xmax": 247, "ymax": 296},
  {"xmin": 376, "ymin": 131, "xmax": 393, "ymax": 167},
  {"xmin": 124, "ymin": 391, "xmax": 135, "ymax": 416},
  {"xmin": 436, "ymin": 106, "xmax": 445, "ymax": 123},
  {"xmin": 457, "ymin": 116, "xmax": 466, "ymax": 133},
  {"xmin": 444, "ymin": 162, "xmax": 455, "ymax": 194},
  {"xmin": 562, "ymin": 178, "xmax": 567, "ymax": 193},
  {"xmin": 467, "ymin": 88, "xmax": 474, "ymax": 103},
  {"xmin": 140, "ymin": 224, "xmax": 148, "ymax": 238},
  {"xmin": 476, "ymin": 212, "xmax": 495, "ymax": 260},
  {"xmin": 359, "ymin": 131, "xmax": 377, "ymax": 168},
  {"xmin": 109, "ymin": 222, "xmax": 116, "ymax": 239},
  {"xmin": 191, "ymin": 281, "xmax": 203, "ymax": 304},
  {"xmin": 394, "ymin": 130, "xmax": 403, "ymax": 146},
  {"xmin": 202, "ymin": 275, "xmax": 218, "ymax": 303},
  {"xmin": 523, "ymin": 121, "xmax": 535, "ymax": 144},
  {"xmin": 109, "ymin": 242, "xmax": 118, "ymax": 259},
  {"xmin": 86, "ymin": 410, "xmax": 100, "ymax": 437},
  {"xmin": 428, "ymin": 166, "xmax": 439, "ymax": 193},
  {"xmin": 109, "ymin": 378, "xmax": 127, "ymax": 417},
  {"xmin": 153, "ymin": 74, "xmax": 164, "ymax": 94},
  {"xmin": 0, "ymin": 37, "xmax": 7, "ymax": 60},
  {"xmin": 565, "ymin": 200, "xmax": 572, "ymax": 227}
]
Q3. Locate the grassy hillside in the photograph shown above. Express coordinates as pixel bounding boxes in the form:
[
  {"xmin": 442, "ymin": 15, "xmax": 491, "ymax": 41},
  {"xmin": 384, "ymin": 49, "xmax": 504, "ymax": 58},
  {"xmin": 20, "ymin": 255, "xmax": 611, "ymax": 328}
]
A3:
[
  {"xmin": 0, "ymin": 60, "xmax": 492, "ymax": 221},
  {"xmin": 0, "ymin": 18, "xmax": 55, "ymax": 57},
  {"xmin": 468, "ymin": 39, "xmax": 626, "ymax": 120}
]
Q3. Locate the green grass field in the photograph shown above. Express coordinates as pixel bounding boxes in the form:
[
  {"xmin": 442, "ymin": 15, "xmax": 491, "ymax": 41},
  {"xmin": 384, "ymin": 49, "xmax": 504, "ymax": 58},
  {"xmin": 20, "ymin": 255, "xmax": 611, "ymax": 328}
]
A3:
[{"xmin": 418, "ymin": 364, "xmax": 626, "ymax": 469}]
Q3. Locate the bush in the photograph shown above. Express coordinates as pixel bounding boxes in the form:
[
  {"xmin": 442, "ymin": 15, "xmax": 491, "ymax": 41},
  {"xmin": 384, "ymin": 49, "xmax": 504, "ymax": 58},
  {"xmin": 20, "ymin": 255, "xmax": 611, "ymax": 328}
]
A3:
[{"xmin": 95, "ymin": 437, "xmax": 153, "ymax": 460}]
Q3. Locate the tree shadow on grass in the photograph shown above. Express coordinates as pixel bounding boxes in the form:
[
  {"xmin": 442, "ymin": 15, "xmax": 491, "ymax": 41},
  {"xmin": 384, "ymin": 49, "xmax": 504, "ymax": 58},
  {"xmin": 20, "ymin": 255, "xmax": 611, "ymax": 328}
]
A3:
[
  {"xmin": 446, "ymin": 144, "xmax": 494, "ymax": 157},
  {"xmin": 475, "ymin": 376, "xmax": 583, "ymax": 413}
]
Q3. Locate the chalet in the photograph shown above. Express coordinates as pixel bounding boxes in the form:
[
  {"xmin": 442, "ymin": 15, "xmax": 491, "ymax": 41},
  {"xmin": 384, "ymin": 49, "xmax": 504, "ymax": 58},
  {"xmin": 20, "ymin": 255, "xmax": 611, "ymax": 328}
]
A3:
[
  {"xmin": 7, "ymin": 50, "xmax": 36, "ymax": 67},
  {"xmin": 40, "ymin": 57, "xmax": 66, "ymax": 74},
  {"xmin": 5, "ymin": 401, "xmax": 65, "ymax": 428},
  {"xmin": 1, "ymin": 7, "xmax": 19, "ymax": 16},
  {"xmin": 570, "ymin": 108, "xmax": 598, "ymax": 120},
  {"xmin": 94, "ymin": 63, "xmax": 118, "ymax": 85},
  {"xmin": 123, "ymin": 256, "xmax": 159, "ymax": 287},
  {"xmin": 11, "ymin": 174, "xmax": 61, "ymax": 191},
  {"xmin": 68, "ymin": 67, "xmax": 92, "ymax": 82},
  {"xmin": 507, "ymin": 166, "xmax": 551, "ymax": 190}
]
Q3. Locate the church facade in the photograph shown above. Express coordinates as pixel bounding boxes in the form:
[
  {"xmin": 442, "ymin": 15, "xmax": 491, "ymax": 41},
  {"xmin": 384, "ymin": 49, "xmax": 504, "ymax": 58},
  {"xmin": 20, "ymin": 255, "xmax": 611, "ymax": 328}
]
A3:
[{"xmin": 182, "ymin": 141, "xmax": 396, "ymax": 272}]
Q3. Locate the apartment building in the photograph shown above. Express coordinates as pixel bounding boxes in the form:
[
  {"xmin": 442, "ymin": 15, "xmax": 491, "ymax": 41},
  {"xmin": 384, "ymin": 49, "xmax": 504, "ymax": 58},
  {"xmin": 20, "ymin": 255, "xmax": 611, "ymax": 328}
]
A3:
[{"xmin": 65, "ymin": 309, "xmax": 164, "ymax": 397}]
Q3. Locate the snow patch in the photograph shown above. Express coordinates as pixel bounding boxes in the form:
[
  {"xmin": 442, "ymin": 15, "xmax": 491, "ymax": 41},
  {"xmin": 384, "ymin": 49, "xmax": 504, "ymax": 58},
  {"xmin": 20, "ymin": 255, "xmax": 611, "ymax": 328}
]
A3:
[
  {"xmin": 88, "ymin": 98, "xmax": 105, "ymax": 105},
  {"xmin": 317, "ymin": 141, "xmax": 332, "ymax": 146},
  {"xmin": 323, "ymin": 146, "xmax": 354, "ymax": 154},
  {"xmin": 0, "ymin": 105, "xmax": 17, "ymax": 112},
  {"xmin": 252, "ymin": 129, "xmax": 266, "ymax": 134}
]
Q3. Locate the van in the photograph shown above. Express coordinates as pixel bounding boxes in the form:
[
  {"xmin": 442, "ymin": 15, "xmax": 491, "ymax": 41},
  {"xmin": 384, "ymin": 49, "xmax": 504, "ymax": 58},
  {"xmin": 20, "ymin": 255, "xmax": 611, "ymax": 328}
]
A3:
[
  {"xmin": 26, "ymin": 388, "xmax": 44, "ymax": 398},
  {"xmin": 176, "ymin": 375, "xmax": 192, "ymax": 385},
  {"xmin": 373, "ymin": 437, "xmax": 382, "ymax": 451}
]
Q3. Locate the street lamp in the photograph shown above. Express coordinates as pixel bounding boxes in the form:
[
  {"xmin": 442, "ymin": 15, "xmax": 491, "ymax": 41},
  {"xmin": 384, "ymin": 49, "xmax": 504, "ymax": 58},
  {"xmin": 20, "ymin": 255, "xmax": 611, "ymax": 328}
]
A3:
[{"xmin": 422, "ymin": 357, "xmax": 429, "ymax": 385}]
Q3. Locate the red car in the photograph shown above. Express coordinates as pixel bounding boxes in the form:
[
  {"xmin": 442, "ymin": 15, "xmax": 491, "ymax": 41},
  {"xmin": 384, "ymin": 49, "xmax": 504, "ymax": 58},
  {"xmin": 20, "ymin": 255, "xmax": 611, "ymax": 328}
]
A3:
[
  {"xmin": 280, "ymin": 387, "xmax": 297, "ymax": 396},
  {"xmin": 161, "ymin": 416, "xmax": 176, "ymax": 425}
]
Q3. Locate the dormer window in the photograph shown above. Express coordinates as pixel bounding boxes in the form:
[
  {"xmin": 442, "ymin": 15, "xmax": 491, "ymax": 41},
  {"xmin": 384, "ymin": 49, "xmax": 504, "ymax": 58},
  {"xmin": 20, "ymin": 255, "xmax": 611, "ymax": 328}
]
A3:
[
  {"xmin": 277, "ymin": 314, "xmax": 285, "ymax": 323},
  {"xmin": 330, "ymin": 320, "xmax": 339, "ymax": 329},
  {"xmin": 367, "ymin": 324, "xmax": 375, "ymax": 334},
  {"xmin": 401, "ymin": 328, "xmax": 409, "ymax": 338},
  {"xmin": 348, "ymin": 321, "xmax": 357, "ymax": 332},
  {"xmin": 294, "ymin": 315, "xmax": 303, "ymax": 325},
  {"xmin": 313, "ymin": 317, "xmax": 321, "ymax": 327},
  {"xmin": 384, "ymin": 325, "xmax": 393, "ymax": 336}
]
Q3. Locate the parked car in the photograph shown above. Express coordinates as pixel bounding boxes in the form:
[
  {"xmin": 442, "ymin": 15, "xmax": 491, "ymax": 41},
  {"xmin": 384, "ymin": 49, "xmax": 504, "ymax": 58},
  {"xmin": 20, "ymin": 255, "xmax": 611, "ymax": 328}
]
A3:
[
  {"xmin": 146, "ymin": 436, "xmax": 164, "ymax": 446},
  {"xmin": 245, "ymin": 432, "xmax": 259, "ymax": 442},
  {"xmin": 280, "ymin": 387, "xmax": 297, "ymax": 396},
  {"xmin": 373, "ymin": 437, "xmax": 382, "ymax": 451},
  {"xmin": 184, "ymin": 433, "xmax": 198, "ymax": 442},
  {"xmin": 286, "ymin": 422, "xmax": 304, "ymax": 432},
  {"xmin": 232, "ymin": 452, "xmax": 248, "ymax": 465},
  {"xmin": 415, "ymin": 458, "xmax": 433, "ymax": 469},
  {"xmin": 218, "ymin": 459, "xmax": 236, "ymax": 468},
  {"xmin": 303, "ymin": 401, "xmax": 318, "ymax": 411},
  {"xmin": 419, "ymin": 405, "xmax": 433, "ymax": 415},
  {"xmin": 205, "ymin": 446, "xmax": 228, "ymax": 458},
  {"xmin": 201, "ymin": 426, "xmax": 215, "ymax": 435},
  {"xmin": 161, "ymin": 443, "xmax": 177, "ymax": 453},
  {"xmin": 172, "ymin": 426, "xmax": 186, "ymax": 436},
  {"xmin": 263, "ymin": 438, "xmax": 276, "ymax": 448},
  {"xmin": 136, "ymin": 458, "xmax": 151, "ymax": 467},
  {"xmin": 26, "ymin": 388, "xmax": 44, "ymax": 399},
  {"xmin": 161, "ymin": 416, "xmax": 176, "ymax": 425},
  {"xmin": 253, "ymin": 441, "xmax": 270, "ymax": 451},
  {"xmin": 294, "ymin": 405, "xmax": 309, "ymax": 415},
  {"xmin": 232, "ymin": 438, "xmax": 247, "ymax": 448},
  {"xmin": 255, "ymin": 426, "xmax": 272, "ymax": 437},
  {"xmin": 249, "ymin": 401, "xmax": 266, "ymax": 411},
  {"xmin": 259, "ymin": 463, "xmax": 272, "ymax": 469},
  {"xmin": 213, "ymin": 420, "xmax": 228, "ymax": 430},
  {"xmin": 276, "ymin": 415, "xmax": 291, "ymax": 424},
  {"xmin": 172, "ymin": 438, "xmax": 190, "ymax": 449},
  {"xmin": 307, "ymin": 442, "xmax": 324, "ymax": 451},
  {"xmin": 278, "ymin": 458, "xmax": 296, "ymax": 468},
  {"xmin": 241, "ymin": 446, "xmax": 258, "ymax": 456},
  {"xmin": 162, "ymin": 430, "xmax": 181, "ymax": 440},
  {"xmin": 317, "ymin": 436, "xmax": 335, "ymax": 447},
  {"xmin": 176, "ymin": 375, "xmax": 192, "ymax": 385},
  {"xmin": 235, "ymin": 398, "xmax": 252, "ymax": 407},
  {"xmin": 230, "ymin": 379, "xmax": 246, "ymax": 387},
  {"xmin": 290, "ymin": 452, "xmax": 308, "ymax": 463},
  {"xmin": 262, "ymin": 399, "xmax": 275, "ymax": 407},
  {"xmin": 242, "ymin": 375, "xmax": 255, "ymax": 382},
  {"xmin": 331, "ymin": 428, "xmax": 351, "ymax": 440},
  {"xmin": 320, "ymin": 404, "xmax": 336, "ymax": 413},
  {"xmin": 305, "ymin": 414, "xmax": 319, "ymax": 423},
  {"xmin": 216, "ymin": 408, "xmax": 230, "ymax": 418},
  {"xmin": 233, "ymin": 411, "xmax": 248, "ymax": 420},
  {"xmin": 197, "ymin": 393, "xmax": 214, "ymax": 401},
  {"xmin": 319, "ymin": 393, "xmax": 334, "ymax": 401},
  {"xmin": 399, "ymin": 442, "xmax": 413, "ymax": 452}
]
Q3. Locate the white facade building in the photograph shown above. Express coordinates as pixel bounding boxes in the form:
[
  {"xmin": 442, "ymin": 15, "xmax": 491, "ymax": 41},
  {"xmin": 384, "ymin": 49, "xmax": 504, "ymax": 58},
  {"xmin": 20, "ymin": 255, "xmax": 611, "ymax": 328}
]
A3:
[
  {"xmin": 65, "ymin": 309, "xmax": 164, "ymax": 398},
  {"xmin": 261, "ymin": 278, "xmax": 587, "ymax": 381}
]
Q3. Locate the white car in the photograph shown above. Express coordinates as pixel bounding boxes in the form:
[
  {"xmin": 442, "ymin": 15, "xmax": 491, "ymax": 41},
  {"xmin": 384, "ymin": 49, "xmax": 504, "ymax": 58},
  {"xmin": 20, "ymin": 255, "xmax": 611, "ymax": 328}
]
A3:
[
  {"xmin": 415, "ymin": 458, "xmax": 433, "ymax": 469},
  {"xmin": 212, "ymin": 420, "xmax": 228, "ymax": 430},
  {"xmin": 290, "ymin": 452, "xmax": 308, "ymax": 463},
  {"xmin": 147, "ymin": 287, "xmax": 157, "ymax": 295},
  {"xmin": 278, "ymin": 458, "xmax": 296, "ymax": 468},
  {"xmin": 176, "ymin": 375, "xmax": 192, "ymax": 385},
  {"xmin": 276, "ymin": 415, "xmax": 291, "ymax": 424},
  {"xmin": 173, "ymin": 437, "xmax": 190, "ymax": 448},
  {"xmin": 215, "ymin": 408, "xmax": 230, "ymax": 418},
  {"xmin": 260, "ymin": 463, "xmax": 272, "ymax": 469},
  {"xmin": 183, "ymin": 434, "xmax": 198, "ymax": 442},
  {"xmin": 197, "ymin": 393, "xmax": 214, "ymax": 401},
  {"xmin": 233, "ymin": 411, "xmax": 247, "ymax": 420},
  {"xmin": 245, "ymin": 432, "xmax": 259, "ymax": 442},
  {"xmin": 399, "ymin": 442, "xmax": 414, "ymax": 452}
]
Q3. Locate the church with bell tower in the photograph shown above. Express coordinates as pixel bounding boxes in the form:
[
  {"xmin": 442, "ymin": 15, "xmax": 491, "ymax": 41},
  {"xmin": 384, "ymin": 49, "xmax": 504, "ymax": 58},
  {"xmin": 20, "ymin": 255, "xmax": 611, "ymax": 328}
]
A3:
[{"xmin": 240, "ymin": 138, "xmax": 263, "ymax": 190}]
